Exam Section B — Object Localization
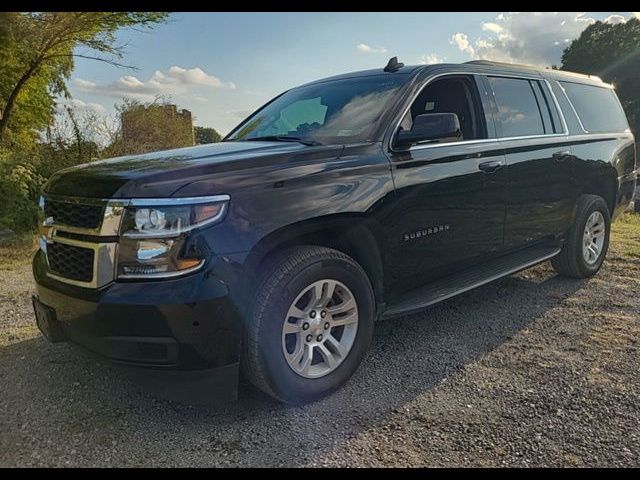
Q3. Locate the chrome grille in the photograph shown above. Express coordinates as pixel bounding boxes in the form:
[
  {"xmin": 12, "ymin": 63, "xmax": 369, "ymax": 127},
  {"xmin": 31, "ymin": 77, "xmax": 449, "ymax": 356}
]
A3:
[
  {"xmin": 47, "ymin": 242, "xmax": 95, "ymax": 282},
  {"xmin": 39, "ymin": 195, "xmax": 124, "ymax": 288},
  {"xmin": 44, "ymin": 199, "xmax": 105, "ymax": 229}
]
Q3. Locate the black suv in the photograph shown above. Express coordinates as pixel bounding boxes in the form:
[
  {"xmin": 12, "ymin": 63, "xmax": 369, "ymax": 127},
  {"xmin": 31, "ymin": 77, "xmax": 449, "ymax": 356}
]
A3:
[{"xmin": 33, "ymin": 59, "xmax": 637, "ymax": 404}]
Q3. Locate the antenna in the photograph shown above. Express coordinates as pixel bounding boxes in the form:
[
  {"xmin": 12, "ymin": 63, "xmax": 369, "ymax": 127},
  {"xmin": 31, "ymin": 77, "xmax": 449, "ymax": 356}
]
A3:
[{"xmin": 384, "ymin": 56, "xmax": 404, "ymax": 73}]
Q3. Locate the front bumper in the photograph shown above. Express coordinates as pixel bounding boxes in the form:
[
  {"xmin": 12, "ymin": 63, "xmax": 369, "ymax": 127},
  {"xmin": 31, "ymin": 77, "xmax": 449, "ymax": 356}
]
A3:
[{"xmin": 32, "ymin": 250, "xmax": 247, "ymax": 375}]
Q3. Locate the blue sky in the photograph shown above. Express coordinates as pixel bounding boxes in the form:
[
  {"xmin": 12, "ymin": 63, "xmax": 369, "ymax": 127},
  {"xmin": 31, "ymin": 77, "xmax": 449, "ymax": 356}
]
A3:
[{"xmin": 67, "ymin": 12, "xmax": 636, "ymax": 135}]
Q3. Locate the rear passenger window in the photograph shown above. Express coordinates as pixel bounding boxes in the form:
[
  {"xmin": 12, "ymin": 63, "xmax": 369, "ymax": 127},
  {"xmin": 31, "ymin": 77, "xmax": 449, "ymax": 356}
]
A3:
[
  {"xmin": 559, "ymin": 81, "xmax": 629, "ymax": 133},
  {"xmin": 488, "ymin": 77, "xmax": 547, "ymax": 138}
]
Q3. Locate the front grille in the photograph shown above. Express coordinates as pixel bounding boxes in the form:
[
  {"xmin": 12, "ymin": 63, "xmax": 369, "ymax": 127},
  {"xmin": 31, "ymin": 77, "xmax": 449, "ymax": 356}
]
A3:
[
  {"xmin": 44, "ymin": 199, "xmax": 105, "ymax": 229},
  {"xmin": 47, "ymin": 243, "xmax": 94, "ymax": 282}
]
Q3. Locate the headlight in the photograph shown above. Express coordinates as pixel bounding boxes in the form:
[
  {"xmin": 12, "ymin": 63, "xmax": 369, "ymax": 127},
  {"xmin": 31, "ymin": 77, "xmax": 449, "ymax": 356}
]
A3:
[
  {"xmin": 121, "ymin": 196, "xmax": 229, "ymax": 238},
  {"xmin": 116, "ymin": 195, "xmax": 229, "ymax": 279}
]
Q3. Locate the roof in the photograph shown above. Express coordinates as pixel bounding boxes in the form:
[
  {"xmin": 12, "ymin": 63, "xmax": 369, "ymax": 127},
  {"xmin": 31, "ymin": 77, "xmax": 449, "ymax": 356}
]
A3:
[
  {"xmin": 299, "ymin": 59, "xmax": 608, "ymax": 89},
  {"xmin": 298, "ymin": 64, "xmax": 420, "ymax": 88}
]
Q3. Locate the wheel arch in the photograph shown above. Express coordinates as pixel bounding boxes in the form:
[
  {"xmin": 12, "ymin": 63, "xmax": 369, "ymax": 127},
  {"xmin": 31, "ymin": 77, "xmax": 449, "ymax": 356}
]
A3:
[
  {"xmin": 581, "ymin": 170, "xmax": 617, "ymax": 216},
  {"xmin": 241, "ymin": 213, "xmax": 388, "ymax": 305}
]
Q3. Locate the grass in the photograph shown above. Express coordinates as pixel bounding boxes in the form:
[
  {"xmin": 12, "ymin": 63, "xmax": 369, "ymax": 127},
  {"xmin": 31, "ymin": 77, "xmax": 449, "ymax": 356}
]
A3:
[
  {"xmin": 611, "ymin": 211, "xmax": 640, "ymax": 260},
  {"xmin": 0, "ymin": 233, "xmax": 37, "ymax": 270}
]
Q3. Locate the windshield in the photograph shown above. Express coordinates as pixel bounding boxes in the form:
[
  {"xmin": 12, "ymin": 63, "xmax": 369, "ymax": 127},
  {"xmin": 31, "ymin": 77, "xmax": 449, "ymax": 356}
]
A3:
[{"xmin": 225, "ymin": 74, "xmax": 408, "ymax": 145}]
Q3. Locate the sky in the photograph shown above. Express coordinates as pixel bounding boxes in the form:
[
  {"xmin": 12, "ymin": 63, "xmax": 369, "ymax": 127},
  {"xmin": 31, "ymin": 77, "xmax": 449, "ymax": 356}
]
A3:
[{"xmin": 66, "ymin": 12, "xmax": 639, "ymax": 136}]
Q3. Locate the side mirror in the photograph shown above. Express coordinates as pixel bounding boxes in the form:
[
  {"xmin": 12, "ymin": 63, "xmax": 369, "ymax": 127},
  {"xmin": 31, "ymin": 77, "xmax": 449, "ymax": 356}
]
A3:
[{"xmin": 396, "ymin": 113, "xmax": 461, "ymax": 148}]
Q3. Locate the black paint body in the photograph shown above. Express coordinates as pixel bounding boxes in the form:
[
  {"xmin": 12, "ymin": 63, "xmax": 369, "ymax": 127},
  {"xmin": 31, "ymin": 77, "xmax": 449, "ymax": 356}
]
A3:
[{"xmin": 34, "ymin": 63, "xmax": 637, "ymax": 389}]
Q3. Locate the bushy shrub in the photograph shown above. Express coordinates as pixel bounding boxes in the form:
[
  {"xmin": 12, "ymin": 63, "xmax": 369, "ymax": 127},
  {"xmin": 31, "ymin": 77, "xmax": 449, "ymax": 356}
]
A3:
[{"xmin": 0, "ymin": 148, "xmax": 45, "ymax": 232}]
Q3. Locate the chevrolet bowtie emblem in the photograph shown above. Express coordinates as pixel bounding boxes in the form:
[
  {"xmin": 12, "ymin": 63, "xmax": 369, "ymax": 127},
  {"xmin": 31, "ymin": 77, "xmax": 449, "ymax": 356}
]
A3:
[{"xmin": 38, "ymin": 223, "xmax": 55, "ymax": 243}]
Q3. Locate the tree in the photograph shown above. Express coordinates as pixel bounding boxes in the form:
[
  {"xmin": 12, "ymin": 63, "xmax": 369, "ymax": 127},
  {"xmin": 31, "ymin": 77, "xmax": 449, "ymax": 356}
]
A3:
[
  {"xmin": 0, "ymin": 12, "xmax": 168, "ymax": 144},
  {"xmin": 38, "ymin": 105, "xmax": 102, "ymax": 178},
  {"xmin": 194, "ymin": 126, "xmax": 222, "ymax": 144},
  {"xmin": 561, "ymin": 18, "xmax": 640, "ymax": 137}
]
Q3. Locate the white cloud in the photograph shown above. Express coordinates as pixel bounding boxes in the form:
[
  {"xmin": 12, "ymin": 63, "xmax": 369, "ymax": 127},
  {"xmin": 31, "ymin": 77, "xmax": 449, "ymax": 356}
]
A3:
[
  {"xmin": 151, "ymin": 66, "xmax": 235, "ymax": 89},
  {"xmin": 450, "ymin": 32, "xmax": 474, "ymax": 57},
  {"xmin": 56, "ymin": 98, "xmax": 105, "ymax": 114},
  {"xmin": 482, "ymin": 22, "xmax": 503, "ymax": 34},
  {"xmin": 451, "ymin": 12, "xmax": 600, "ymax": 66},
  {"xmin": 420, "ymin": 53, "xmax": 445, "ymax": 65},
  {"xmin": 604, "ymin": 14, "xmax": 626, "ymax": 24},
  {"xmin": 356, "ymin": 43, "xmax": 388, "ymax": 54},
  {"xmin": 69, "ymin": 99, "xmax": 105, "ymax": 113},
  {"xmin": 634, "ymin": 12, "xmax": 640, "ymax": 19},
  {"xmin": 74, "ymin": 78, "xmax": 98, "ymax": 90},
  {"xmin": 73, "ymin": 65, "xmax": 235, "ymax": 101}
]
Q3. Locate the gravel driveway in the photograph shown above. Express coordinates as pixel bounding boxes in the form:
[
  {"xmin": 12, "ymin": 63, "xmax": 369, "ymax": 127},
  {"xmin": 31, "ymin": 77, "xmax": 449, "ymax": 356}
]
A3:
[{"xmin": 1, "ymin": 219, "xmax": 639, "ymax": 467}]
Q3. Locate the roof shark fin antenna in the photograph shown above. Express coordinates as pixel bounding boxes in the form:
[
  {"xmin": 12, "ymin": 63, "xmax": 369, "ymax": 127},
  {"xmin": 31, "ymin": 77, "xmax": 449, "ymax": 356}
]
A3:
[{"xmin": 384, "ymin": 56, "xmax": 404, "ymax": 73}]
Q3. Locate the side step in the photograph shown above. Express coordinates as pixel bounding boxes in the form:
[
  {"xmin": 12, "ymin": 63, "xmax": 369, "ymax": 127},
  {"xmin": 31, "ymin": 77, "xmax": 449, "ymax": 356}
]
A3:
[{"xmin": 381, "ymin": 245, "xmax": 561, "ymax": 319}]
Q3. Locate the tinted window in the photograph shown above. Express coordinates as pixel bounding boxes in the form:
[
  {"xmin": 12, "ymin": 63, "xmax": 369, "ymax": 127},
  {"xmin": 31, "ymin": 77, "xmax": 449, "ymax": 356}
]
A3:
[
  {"xmin": 399, "ymin": 75, "xmax": 487, "ymax": 144},
  {"xmin": 560, "ymin": 81, "xmax": 629, "ymax": 133},
  {"xmin": 539, "ymin": 82, "xmax": 563, "ymax": 133},
  {"xmin": 549, "ymin": 80, "xmax": 583, "ymax": 134},
  {"xmin": 226, "ymin": 75, "xmax": 408, "ymax": 144},
  {"xmin": 531, "ymin": 81, "xmax": 559, "ymax": 133},
  {"xmin": 488, "ymin": 76, "xmax": 545, "ymax": 137}
]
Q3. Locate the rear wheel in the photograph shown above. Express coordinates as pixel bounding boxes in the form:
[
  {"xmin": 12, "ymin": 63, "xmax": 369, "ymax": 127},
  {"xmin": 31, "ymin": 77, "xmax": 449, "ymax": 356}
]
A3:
[
  {"xmin": 241, "ymin": 246, "xmax": 375, "ymax": 404},
  {"xmin": 551, "ymin": 194, "xmax": 611, "ymax": 278}
]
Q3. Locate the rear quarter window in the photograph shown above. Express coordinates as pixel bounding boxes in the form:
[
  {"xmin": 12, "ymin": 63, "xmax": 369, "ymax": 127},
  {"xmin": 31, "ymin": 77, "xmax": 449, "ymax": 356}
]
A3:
[
  {"xmin": 560, "ymin": 81, "xmax": 629, "ymax": 133},
  {"xmin": 549, "ymin": 81, "xmax": 583, "ymax": 134}
]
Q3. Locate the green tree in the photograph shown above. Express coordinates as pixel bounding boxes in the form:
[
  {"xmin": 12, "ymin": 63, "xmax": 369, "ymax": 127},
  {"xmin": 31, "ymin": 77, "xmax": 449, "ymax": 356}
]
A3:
[
  {"xmin": 0, "ymin": 12, "xmax": 168, "ymax": 145},
  {"xmin": 194, "ymin": 126, "xmax": 222, "ymax": 144},
  {"xmin": 561, "ymin": 17, "xmax": 640, "ymax": 137}
]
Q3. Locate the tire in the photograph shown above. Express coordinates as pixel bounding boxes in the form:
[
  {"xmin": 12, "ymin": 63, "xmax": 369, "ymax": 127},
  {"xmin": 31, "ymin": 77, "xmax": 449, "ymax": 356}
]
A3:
[
  {"xmin": 551, "ymin": 194, "xmax": 611, "ymax": 278},
  {"xmin": 241, "ymin": 246, "xmax": 375, "ymax": 404}
]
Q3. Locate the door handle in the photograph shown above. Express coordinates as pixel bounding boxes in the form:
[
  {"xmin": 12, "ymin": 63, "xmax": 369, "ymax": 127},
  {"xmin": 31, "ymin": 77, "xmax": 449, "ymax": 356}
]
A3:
[
  {"xmin": 553, "ymin": 150, "xmax": 571, "ymax": 162},
  {"xmin": 478, "ymin": 159, "xmax": 504, "ymax": 173}
]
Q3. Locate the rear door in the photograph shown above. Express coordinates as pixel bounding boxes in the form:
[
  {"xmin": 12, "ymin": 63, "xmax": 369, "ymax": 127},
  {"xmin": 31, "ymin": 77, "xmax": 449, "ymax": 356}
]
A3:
[{"xmin": 483, "ymin": 74, "xmax": 577, "ymax": 249}]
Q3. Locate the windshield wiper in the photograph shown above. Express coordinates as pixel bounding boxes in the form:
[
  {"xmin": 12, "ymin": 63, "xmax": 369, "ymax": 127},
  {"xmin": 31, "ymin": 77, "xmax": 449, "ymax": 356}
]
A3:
[{"xmin": 243, "ymin": 135, "xmax": 323, "ymax": 146}]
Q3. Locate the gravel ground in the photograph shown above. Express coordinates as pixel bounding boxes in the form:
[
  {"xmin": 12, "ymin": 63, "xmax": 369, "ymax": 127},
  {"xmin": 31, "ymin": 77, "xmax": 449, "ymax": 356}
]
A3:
[{"xmin": 1, "ymin": 220, "xmax": 639, "ymax": 467}]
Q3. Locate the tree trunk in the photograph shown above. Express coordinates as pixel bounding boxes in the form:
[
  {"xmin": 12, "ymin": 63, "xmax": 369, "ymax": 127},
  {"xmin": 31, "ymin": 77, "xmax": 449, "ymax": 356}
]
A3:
[{"xmin": 0, "ymin": 62, "xmax": 40, "ymax": 141}]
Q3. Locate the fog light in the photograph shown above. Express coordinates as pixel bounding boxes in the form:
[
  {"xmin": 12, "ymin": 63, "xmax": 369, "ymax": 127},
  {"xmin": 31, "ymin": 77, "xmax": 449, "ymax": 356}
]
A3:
[{"xmin": 122, "ymin": 264, "xmax": 169, "ymax": 275}]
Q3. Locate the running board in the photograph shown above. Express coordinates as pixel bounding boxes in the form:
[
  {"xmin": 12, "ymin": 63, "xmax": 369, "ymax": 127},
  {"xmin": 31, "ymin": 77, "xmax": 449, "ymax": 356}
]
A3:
[{"xmin": 381, "ymin": 245, "xmax": 561, "ymax": 319}]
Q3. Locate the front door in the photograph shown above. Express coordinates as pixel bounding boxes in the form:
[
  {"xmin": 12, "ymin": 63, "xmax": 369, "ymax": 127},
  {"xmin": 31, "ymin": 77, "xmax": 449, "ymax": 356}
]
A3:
[{"xmin": 383, "ymin": 74, "xmax": 507, "ymax": 297}]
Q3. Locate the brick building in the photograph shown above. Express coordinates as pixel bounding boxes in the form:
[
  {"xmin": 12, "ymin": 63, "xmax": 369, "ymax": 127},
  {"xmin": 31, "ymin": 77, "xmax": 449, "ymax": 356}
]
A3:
[{"xmin": 121, "ymin": 103, "xmax": 195, "ymax": 153}]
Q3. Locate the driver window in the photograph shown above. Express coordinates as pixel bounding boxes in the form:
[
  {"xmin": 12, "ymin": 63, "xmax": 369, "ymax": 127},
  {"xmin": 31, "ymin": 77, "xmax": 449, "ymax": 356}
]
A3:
[{"xmin": 400, "ymin": 75, "xmax": 486, "ymax": 144}]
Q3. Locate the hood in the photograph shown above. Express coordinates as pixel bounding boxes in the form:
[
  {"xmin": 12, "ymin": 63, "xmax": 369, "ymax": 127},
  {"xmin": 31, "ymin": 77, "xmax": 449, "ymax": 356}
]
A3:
[{"xmin": 44, "ymin": 141, "xmax": 332, "ymax": 198}]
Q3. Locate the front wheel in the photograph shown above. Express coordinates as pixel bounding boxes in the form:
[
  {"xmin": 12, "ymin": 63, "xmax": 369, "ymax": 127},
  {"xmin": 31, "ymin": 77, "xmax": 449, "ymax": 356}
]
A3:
[
  {"xmin": 552, "ymin": 194, "xmax": 611, "ymax": 278},
  {"xmin": 241, "ymin": 246, "xmax": 375, "ymax": 404}
]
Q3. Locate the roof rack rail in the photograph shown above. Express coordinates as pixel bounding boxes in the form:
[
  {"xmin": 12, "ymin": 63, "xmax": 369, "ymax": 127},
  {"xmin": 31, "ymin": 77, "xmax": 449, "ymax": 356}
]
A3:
[
  {"xmin": 464, "ymin": 59, "xmax": 539, "ymax": 70},
  {"xmin": 464, "ymin": 59, "xmax": 602, "ymax": 82}
]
